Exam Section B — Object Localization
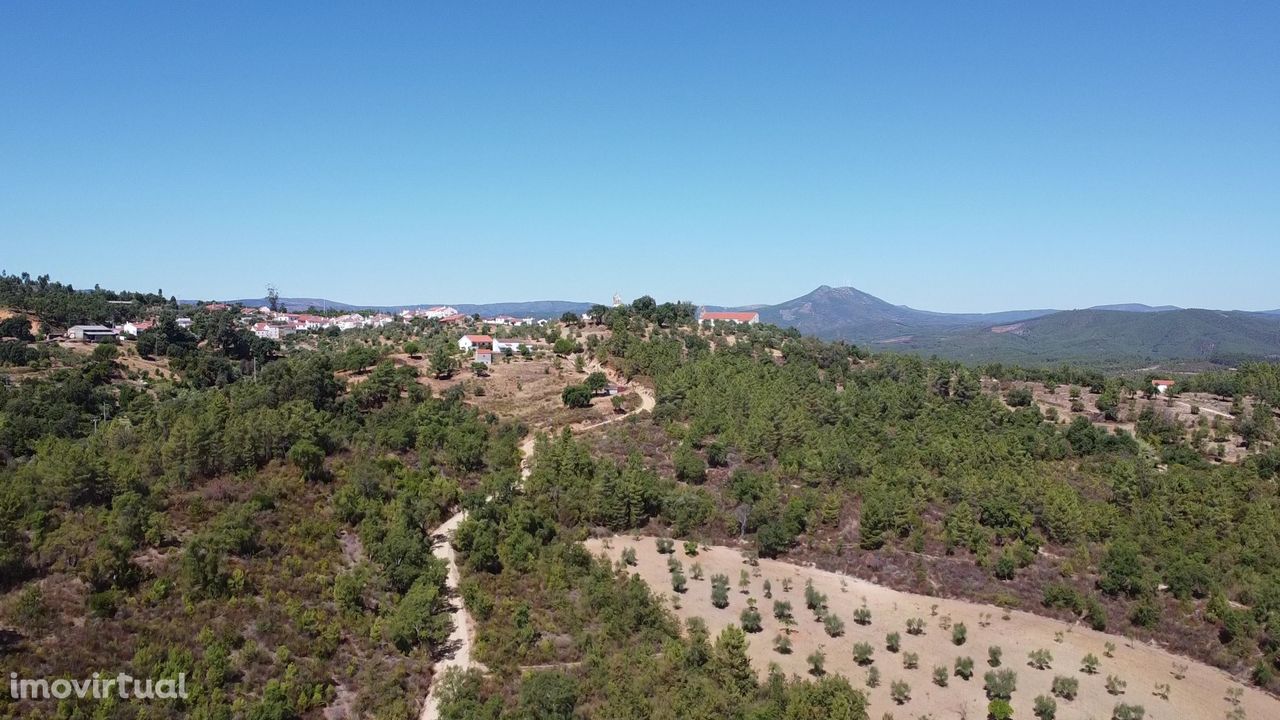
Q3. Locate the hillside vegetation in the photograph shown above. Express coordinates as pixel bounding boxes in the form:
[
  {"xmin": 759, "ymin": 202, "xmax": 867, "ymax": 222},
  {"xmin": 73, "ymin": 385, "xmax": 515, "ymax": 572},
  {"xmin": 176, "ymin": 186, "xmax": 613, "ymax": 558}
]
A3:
[
  {"xmin": 3, "ymin": 279, "xmax": 1280, "ymax": 719},
  {"xmin": 572, "ymin": 316, "xmax": 1280, "ymax": 685}
]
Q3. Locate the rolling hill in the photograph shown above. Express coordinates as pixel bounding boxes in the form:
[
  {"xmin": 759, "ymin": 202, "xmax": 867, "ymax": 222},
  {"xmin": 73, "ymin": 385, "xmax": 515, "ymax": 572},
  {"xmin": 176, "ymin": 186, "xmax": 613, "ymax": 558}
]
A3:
[
  {"xmin": 893, "ymin": 308, "xmax": 1280, "ymax": 365},
  {"xmin": 749, "ymin": 285, "xmax": 1056, "ymax": 339},
  {"xmin": 737, "ymin": 286, "xmax": 1280, "ymax": 366}
]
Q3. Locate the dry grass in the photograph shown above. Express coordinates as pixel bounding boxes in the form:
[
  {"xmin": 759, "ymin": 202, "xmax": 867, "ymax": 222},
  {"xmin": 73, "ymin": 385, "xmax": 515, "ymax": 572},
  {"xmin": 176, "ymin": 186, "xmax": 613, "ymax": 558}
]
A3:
[
  {"xmin": 589, "ymin": 536, "xmax": 1280, "ymax": 720},
  {"xmin": 389, "ymin": 354, "xmax": 622, "ymax": 433}
]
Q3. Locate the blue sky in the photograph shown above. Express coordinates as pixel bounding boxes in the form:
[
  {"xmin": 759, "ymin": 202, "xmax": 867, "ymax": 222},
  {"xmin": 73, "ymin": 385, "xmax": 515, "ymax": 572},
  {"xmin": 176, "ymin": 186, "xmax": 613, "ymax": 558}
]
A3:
[{"xmin": 2, "ymin": 2, "xmax": 1277, "ymax": 311}]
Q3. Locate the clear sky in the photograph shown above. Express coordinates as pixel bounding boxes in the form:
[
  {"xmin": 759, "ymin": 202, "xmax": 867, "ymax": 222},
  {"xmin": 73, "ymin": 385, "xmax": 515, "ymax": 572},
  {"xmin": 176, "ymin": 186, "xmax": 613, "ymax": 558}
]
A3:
[{"xmin": 2, "ymin": 2, "xmax": 1277, "ymax": 311}]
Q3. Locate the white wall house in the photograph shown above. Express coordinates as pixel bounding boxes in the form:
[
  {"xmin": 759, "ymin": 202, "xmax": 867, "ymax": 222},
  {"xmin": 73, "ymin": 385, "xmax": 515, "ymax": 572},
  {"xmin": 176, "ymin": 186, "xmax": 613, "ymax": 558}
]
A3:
[
  {"xmin": 403, "ymin": 305, "xmax": 459, "ymax": 320},
  {"xmin": 252, "ymin": 322, "xmax": 297, "ymax": 340},
  {"xmin": 699, "ymin": 310, "xmax": 760, "ymax": 325},
  {"xmin": 458, "ymin": 334, "xmax": 492, "ymax": 352},
  {"xmin": 485, "ymin": 315, "xmax": 535, "ymax": 327},
  {"xmin": 121, "ymin": 320, "xmax": 155, "ymax": 337},
  {"xmin": 493, "ymin": 338, "xmax": 530, "ymax": 354},
  {"xmin": 334, "ymin": 313, "xmax": 366, "ymax": 330}
]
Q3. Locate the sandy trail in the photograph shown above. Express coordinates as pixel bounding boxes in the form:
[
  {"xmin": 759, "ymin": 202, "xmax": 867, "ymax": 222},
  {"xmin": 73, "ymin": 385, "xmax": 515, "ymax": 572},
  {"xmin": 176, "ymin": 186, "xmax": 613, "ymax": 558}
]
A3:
[
  {"xmin": 588, "ymin": 536, "xmax": 1280, "ymax": 720},
  {"xmin": 418, "ymin": 361, "xmax": 653, "ymax": 720}
]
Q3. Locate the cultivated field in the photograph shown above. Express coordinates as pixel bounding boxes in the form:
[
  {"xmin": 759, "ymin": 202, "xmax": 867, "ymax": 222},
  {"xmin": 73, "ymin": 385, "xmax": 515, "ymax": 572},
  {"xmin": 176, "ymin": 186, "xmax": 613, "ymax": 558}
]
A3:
[
  {"xmin": 588, "ymin": 536, "xmax": 1279, "ymax": 720},
  {"xmin": 388, "ymin": 353, "xmax": 636, "ymax": 432}
]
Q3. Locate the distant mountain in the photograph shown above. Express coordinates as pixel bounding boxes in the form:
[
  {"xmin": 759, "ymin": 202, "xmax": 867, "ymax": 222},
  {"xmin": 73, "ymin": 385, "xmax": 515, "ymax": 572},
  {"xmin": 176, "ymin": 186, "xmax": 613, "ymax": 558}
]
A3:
[
  {"xmin": 893, "ymin": 308, "xmax": 1280, "ymax": 365},
  {"xmin": 1087, "ymin": 303, "xmax": 1180, "ymax": 313},
  {"xmin": 747, "ymin": 285, "xmax": 1056, "ymax": 340},
  {"xmin": 190, "ymin": 297, "xmax": 592, "ymax": 318},
  {"xmin": 215, "ymin": 297, "xmax": 366, "ymax": 312},
  {"xmin": 735, "ymin": 285, "xmax": 1280, "ymax": 367}
]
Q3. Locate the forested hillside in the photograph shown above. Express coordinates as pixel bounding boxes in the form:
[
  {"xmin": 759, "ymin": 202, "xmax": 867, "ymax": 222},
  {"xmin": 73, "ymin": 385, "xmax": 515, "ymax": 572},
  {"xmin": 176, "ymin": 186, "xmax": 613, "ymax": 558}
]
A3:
[
  {"xmin": 571, "ymin": 315, "xmax": 1280, "ymax": 686},
  {"xmin": 0, "ymin": 281, "xmax": 877, "ymax": 720},
  {"xmin": 3, "ymin": 281, "xmax": 1280, "ymax": 719},
  {"xmin": 0, "ymin": 280, "xmax": 524, "ymax": 719}
]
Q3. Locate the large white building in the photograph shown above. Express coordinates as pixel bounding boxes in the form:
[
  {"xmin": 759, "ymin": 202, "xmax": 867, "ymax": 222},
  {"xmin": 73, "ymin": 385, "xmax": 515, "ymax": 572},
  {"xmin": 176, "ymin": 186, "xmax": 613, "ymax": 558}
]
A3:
[
  {"xmin": 402, "ymin": 305, "xmax": 459, "ymax": 320},
  {"xmin": 66, "ymin": 325, "xmax": 119, "ymax": 342},
  {"xmin": 483, "ymin": 315, "xmax": 535, "ymax": 327},
  {"xmin": 699, "ymin": 310, "xmax": 760, "ymax": 325}
]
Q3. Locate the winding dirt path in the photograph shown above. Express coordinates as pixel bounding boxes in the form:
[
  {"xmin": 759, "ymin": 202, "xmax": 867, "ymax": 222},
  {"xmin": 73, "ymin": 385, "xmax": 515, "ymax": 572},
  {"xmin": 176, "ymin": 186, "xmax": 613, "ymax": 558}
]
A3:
[{"xmin": 418, "ymin": 362, "xmax": 653, "ymax": 720}]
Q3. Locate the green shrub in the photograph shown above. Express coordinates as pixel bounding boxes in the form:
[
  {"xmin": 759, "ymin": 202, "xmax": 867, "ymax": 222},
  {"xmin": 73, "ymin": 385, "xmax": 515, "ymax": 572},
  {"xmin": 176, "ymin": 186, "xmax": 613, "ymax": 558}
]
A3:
[
  {"xmin": 886, "ymin": 631, "xmax": 901, "ymax": 652},
  {"xmin": 889, "ymin": 680, "xmax": 911, "ymax": 704},
  {"xmin": 823, "ymin": 613, "xmax": 845, "ymax": 637},
  {"xmin": 984, "ymin": 668, "xmax": 1017, "ymax": 701},
  {"xmin": 1051, "ymin": 675, "xmax": 1078, "ymax": 700},
  {"xmin": 1033, "ymin": 694, "xmax": 1057, "ymax": 720},
  {"xmin": 853, "ymin": 642, "xmax": 874, "ymax": 666},
  {"xmin": 987, "ymin": 699, "xmax": 1013, "ymax": 720}
]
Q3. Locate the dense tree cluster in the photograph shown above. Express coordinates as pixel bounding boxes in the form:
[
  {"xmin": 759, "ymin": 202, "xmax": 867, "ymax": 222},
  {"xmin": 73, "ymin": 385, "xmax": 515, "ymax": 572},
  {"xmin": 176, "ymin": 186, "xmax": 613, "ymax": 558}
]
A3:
[
  {"xmin": 0, "ymin": 298, "xmax": 516, "ymax": 719},
  {"xmin": 0, "ymin": 271, "xmax": 171, "ymax": 328}
]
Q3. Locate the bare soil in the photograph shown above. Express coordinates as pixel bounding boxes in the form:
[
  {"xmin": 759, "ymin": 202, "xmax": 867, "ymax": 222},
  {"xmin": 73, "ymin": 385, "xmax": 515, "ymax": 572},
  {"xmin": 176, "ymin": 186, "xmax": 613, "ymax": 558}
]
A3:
[
  {"xmin": 589, "ymin": 536, "xmax": 1279, "ymax": 720},
  {"xmin": 387, "ymin": 354, "xmax": 629, "ymax": 434}
]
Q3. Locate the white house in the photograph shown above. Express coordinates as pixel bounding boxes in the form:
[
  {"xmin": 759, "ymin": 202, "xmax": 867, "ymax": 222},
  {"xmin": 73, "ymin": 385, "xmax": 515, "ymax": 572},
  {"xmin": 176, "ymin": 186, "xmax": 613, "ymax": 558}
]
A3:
[
  {"xmin": 458, "ymin": 334, "xmax": 492, "ymax": 352},
  {"xmin": 403, "ymin": 305, "xmax": 459, "ymax": 320},
  {"xmin": 120, "ymin": 320, "xmax": 156, "ymax": 337},
  {"xmin": 493, "ymin": 338, "xmax": 531, "ymax": 354},
  {"xmin": 252, "ymin": 322, "xmax": 296, "ymax": 340},
  {"xmin": 1151, "ymin": 379, "xmax": 1176, "ymax": 395},
  {"xmin": 334, "ymin": 313, "xmax": 366, "ymax": 330},
  {"xmin": 699, "ymin": 310, "xmax": 760, "ymax": 325},
  {"xmin": 473, "ymin": 348, "xmax": 494, "ymax": 366},
  {"xmin": 292, "ymin": 314, "xmax": 330, "ymax": 330},
  {"xmin": 175, "ymin": 317, "xmax": 193, "ymax": 329},
  {"xmin": 485, "ymin": 315, "xmax": 535, "ymax": 327}
]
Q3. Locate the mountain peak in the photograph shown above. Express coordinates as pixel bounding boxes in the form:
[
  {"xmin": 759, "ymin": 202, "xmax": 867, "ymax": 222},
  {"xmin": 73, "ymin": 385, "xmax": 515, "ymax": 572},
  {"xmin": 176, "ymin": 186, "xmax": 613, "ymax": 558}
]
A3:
[{"xmin": 802, "ymin": 284, "xmax": 876, "ymax": 301}]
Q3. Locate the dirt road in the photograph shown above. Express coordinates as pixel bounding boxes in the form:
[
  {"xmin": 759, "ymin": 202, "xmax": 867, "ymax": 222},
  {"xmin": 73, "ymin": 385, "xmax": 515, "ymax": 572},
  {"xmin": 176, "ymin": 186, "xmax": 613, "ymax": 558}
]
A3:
[{"xmin": 418, "ymin": 361, "xmax": 654, "ymax": 720}]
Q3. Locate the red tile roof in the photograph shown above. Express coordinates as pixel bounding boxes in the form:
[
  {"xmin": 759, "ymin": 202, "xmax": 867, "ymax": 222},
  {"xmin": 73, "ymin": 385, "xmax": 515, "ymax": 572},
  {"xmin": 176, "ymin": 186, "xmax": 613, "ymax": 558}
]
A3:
[
  {"xmin": 1152, "ymin": 379, "xmax": 1176, "ymax": 386},
  {"xmin": 464, "ymin": 335, "xmax": 493, "ymax": 343},
  {"xmin": 701, "ymin": 311, "xmax": 759, "ymax": 322}
]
